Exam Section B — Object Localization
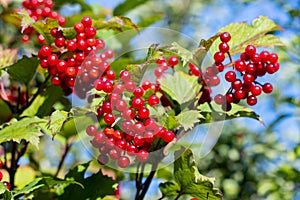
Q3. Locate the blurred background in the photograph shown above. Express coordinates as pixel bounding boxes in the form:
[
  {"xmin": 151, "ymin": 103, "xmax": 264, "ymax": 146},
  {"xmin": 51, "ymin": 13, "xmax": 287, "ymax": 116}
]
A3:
[{"xmin": 1, "ymin": 0, "xmax": 299, "ymax": 199}]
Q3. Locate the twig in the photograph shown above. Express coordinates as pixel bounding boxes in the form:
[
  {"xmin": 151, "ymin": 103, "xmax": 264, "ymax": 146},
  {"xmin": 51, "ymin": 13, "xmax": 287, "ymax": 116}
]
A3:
[{"xmin": 54, "ymin": 140, "xmax": 72, "ymax": 178}]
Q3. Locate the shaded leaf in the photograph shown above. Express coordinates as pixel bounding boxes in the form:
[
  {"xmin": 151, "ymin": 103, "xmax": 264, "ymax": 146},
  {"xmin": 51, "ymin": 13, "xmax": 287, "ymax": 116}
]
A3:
[
  {"xmin": 7, "ymin": 56, "xmax": 39, "ymax": 85},
  {"xmin": 159, "ymin": 71, "xmax": 201, "ymax": 105},
  {"xmin": 175, "ymin": 110, "xmax": 203, "ymax": 131},
  {"xmin": 211, "ymin": 16, "xmax": 284, "ymax": 55},
  {"xmin": 113, "ymin": 0, "xmax": 149, "ymax": 16},
  {"xmin": 94, "ymin": 16, "xmax": 138, "ymax": 32},
  {"xmin": 53, "ymin": 0, "xmax": 92, "ymax": 12},
  {"xmin": 60, "ymin": 162, "xmax": 117, "ymax": 200},
  {"xmin": 0, "ymin": 117, "xmax": 45, "ymax": 147},
  {"xmin": 198, "ymin": 103, "xmax": 263, "ymax": 124},
  {"xmin": 33, "ymin": 18, "xmax": 59, "ymax": 44}
]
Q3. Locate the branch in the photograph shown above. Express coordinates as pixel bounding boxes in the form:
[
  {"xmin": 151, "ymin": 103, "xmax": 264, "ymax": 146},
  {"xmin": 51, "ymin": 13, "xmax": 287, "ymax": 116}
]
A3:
[{"xmin": 54, "ymin": 139, "xmax": 72, "ymax": 178}]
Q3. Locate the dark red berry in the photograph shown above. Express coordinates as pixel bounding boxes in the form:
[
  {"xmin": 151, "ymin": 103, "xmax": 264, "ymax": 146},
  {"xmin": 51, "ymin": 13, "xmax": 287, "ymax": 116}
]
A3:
[
  {"xmin": 136, "ymin": 150, "xmax": 149, "ymax": 163},
  {"xmin": 225, "ymin": 71, "xmax": 236, "ymax": 82},
  {"xmin": 262, "ymin": 83, "xmax": 273, "ymax": 94},
  {"xmin": 118, "ymin": 156, "xmax": 130, "ymax": 168},
  {"xmin": 220, "ymin": 32, "xmax": 231, "ymax": 43},
  {"xmin": 168, "ymin": 56, "xmax": 179, "ymax": 66},
  {"xmin": 247, "ymin": 95, "xmax": 257, "ymax": 106}
]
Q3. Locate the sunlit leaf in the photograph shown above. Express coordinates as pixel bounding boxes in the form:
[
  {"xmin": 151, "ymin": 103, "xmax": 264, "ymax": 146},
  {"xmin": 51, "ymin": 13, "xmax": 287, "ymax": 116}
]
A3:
[
  {"xmin": 175, "ymin": 110, "xmax": 203, "ymax": 131},
  {"xmin": 210, "ymin": 16, "xmax": 284, "ymax": 55},
  {"xmin": 0, "ymin": 117, "xmax": 46, "ymax": 147},
  {"xmin": 47, "ymin": 110, "xmax": 69, "ymax": 136}
]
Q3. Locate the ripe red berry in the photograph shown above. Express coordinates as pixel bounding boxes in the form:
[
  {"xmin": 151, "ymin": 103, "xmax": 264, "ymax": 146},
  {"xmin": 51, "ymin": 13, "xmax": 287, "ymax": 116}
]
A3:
[
  {"xmin": 163, "ymin": 130, "xmax": 175, "ymax": 142},
  {"xmin": 122, "ymin": 108, "xmax": 135, "ymax": 120},
  {"xmin": 131, "ymin": 97, "xmax": 144, "ymax": 109},
  {"xmin": 85, "ymin": 27, "xmax": 97, "ymax": 38},
  {"xmin": 262, "ymin": 83, "xmax": 273, "ymax": 94},
  {"xmin": 115, "ymin": 99, "xmax": 127, "ymax": 112},
  {"xmin": 268, "ymin": 53, "xmax": 278, "ymax": 64},
  {"xmin": 250, "ymin": 85, "xmax": 262, "ymax": 96},
  {"xmin": 81, "ymin": 16, "xmax": 93, "ymax": 28},
  {"xmin": 39, "ymin": 45, "xmax": 52, "ymax": 57},
  {"xmin": 133, "ymin": 87, "xmax": 144, "ymax": 97},
  {"xmin": 168, "ymin": 56, "xmax": 179, "ymax": 66},
  {"xmin": 0, "ymin": 171, "xmax": 3, "ymax": 181},
  {"xmin": 51, "ymin": 76, "xmax": 61, "ymax": 86},
  {"xmin": 104, "ymin": 113, "xmax": 115, "ymax": 124},
  {"xmin": 118, "ymin": 156, "xmax": 130, "ymax": 168},
  {"xmin": 137, "ymin": 107, "xmax": 150, "ymax": 119},
  {"xmin": 219, "ymin": 42, "xmax": 230, "ymax": 53},
  {"xmin": 109, "ymin": 149, "xmax": 120, "ymax": 160},
  {"xmin": 120, "ymin": 70, "xmax": 131, "ymax": 81},
  {"xmin": 259, "ymin": 51, "xmax": 270, "ymax": 62},
  {"xmin": 74, "ymin": 22, "xmax": 85, "ymax": 33},
  {"xmin": 47, "ymin": 54, "xmax": 58, "ymax": 66},
  {"xmin": 93, "ymin": 132, "xmax": 106, "ymax": 144},
  {"xmin": 214, "ymin": 94, "xmax": 224, "ymax": 105},
  {"xmin": 54, "ymin": 37, "xmax": 65, "ymax": 48},
  {"xmin": 214, "ymin": 52, "xmax": 225, "ymax": 63},
  {"xmin": 3, "ymin": 181, "xmax": 11, "ymax": 190},
  {"xmin": 148, "ymin": 95, "xmax": 160, "ymax": 106},
  {"xmin": 247, "ymin": 95, "xmax": 257, "ymax": 106},
  {"xmin": 98, "ymin": 154, "xmax": 109, "ymax": 165},
  {"xmin": 245, "ymin": 45, "xmax": 256, "ymax": 56},
  {"xmin": 225, "ymin": 71, "xmax": 236, "ymax": 82},
  {"xmin": 136, "ymin": 150, "xmax": 149, "ymax": 163},
  {"xmin": 66, "ymin": 40, "xmax": 77, "ymax": 51},
  {"xmin": 232, "ymin": 79, "xmax": 243, "ymax": 90},
  {"xmin": 102, "ymin": 101, "xmax": 112, "ymax": 113},
  {"xmin": 127, "ymin": 144, "xmax": 138, "ymax": 156},
  {"xmin": 220, "ymin": 32, "xmax": 231, "ymax": 42}
]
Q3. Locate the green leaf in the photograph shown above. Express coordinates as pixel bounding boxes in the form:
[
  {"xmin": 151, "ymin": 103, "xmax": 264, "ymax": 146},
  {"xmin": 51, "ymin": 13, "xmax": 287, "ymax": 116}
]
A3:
[
  {"xmin": 113, "ymin": 0, "xmax": 149, "ymax": 16},
  {"xmin": 59, "ymin": 162, "xmax": 117, "ymax": 199},
  {"xmin": 22, "ymin": 85, "xmax": 66, "ymax": 118},
  {"xmin": 53, "ymin": 0, "xmax": 92, "ymax": 12},
  {"xmin": 211, "ymin": 16, "xmax": 284, "ymax": 55},
  {"xmin": 33, "ymin": 18, "xmax": 59, "ymax": 44},
  {"xmin": 12, "ymin": 176, "xmax": 83, "ymax": 199},
  {"xmin": 175, "ymin": 110, "xmax": 203, "ymax": 131},
  {"xmin": 198, "ymin": 103, "xmax": 263, "ymax": 124},
  {"xmin": 159, "ymin": 71, "xmax": 201, "ymax": 105},
  {"xmin": 15, "ymin": 9, "xmax": 35, "ymax": 33},
  {"xmin": 47, "ymin": 110, "xmax": 69, "ymax": 136},
  {"xmin": 0, "ymin": 117, "xmax": 46, "ymax": 147},
  {"xmin": 7, "ymin": 56, "xmax": 39, "ymax": 85},
  {"xmin": 159, "ymin": 182, "xmax": 181, "ymax": 197},
  {"xmin": 174, "ymin": 148, "xmax": 223, "ymax": 199},
  {"xmin": 125, "ymin": 63, "xmax": 149, "ymax": 85},
  {"xmin": 94, "ymin": 16, "xmax": 138, "ymax": 32}
]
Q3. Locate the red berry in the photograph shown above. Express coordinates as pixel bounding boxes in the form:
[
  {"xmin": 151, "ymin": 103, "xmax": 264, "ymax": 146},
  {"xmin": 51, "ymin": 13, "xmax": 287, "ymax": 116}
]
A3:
[
  {"xmin": 163, "ymin": 130, "xmax": 175, "ymax": 142},
  {"xmin": 243, "ymin": 74, "xmax": 255, "ymax": 85},
  {"xmin": 116, "ymin": 139, "xmax": 127, "ymax": 150},
  {"xmin": 133, "ymin": 135, "xmax": 145, "ymax": 147},
  {"xmin": 85, "ymin": 27, "xmax": 97, "ymax": 38},
  {"xmin": 104, "ymin": 113, "xmax": 115, "ymax": 124},
  {"xmin": 57, "ymin": 60, "xmax": 67, "ymax": 73},
  {"xmin": 127, "ymin": 144, "xmax": 138, "ymax": 156},
  {"xmin": 103, "ymin": 81, "xmax": 113, "ymax": 93},
  {"xmin": 214, "ymin": 52, "xmax": 225, "ymax": 63},
  {"xmin": 51, "ymin": 76, "xmax": 61, "ymax": 86},
  {"xmin": 131, "ymin": 97, "xmax": 144, "ymax": 109},
  {"xmin": 262, "ymin": 83, "xmax": 273, "ymax": 94},
  {"xmin": 225, "ymin": 71, "xmax": 236, "ymax": 82},
  {"xmin": 136, "ymin": 150, "xmax": 149, "ymax": 163},
  {"xmin": 250, "ymin": 85, "xmax": 262, "ymax": 96},
  {"xmin": 37, "ymin": 34, "xmax": 45, "ymax": 44},
  {"xmin": 106, "ymin": 70, "xmax": 115, "ymax": 80},
  {"xmin": 3, "ymin": 181, "xmax": 11, "ymax": 190},
  {"xmin": 55, "ymin": 37, "xmax": 65, "ymax": 48},
  {"xmin": 118, "ymin": 156, "xmax": 130, "ymax": 168},
  {"xmin": 115, "ymin": 99, "xmax": 127, "ymax": 112},
  {"xmin": 259, "ymin": 51, "xmax": 270, "ymax": 62},
  {"xmin": 109, "ymin": 149, "xmax": 120, "ymax": 160},
  {"xmin": 22, "ymin": 35, "xmax": 30, "ymax": 43},
  {"xmin": 98, "ymin": 154, "xmax": 109, "ymax": 165},
  {"xmin": 245, "ymin": 45, "xmax": 256, "ymax": 56},
  {"xmin": 168, "ymin": 56, "xmax": 179, "ymax": 66},
  {"xmin": 102, "ymin": 101, "xmax": 112, "ymax": 113},
  {"xmin": 81, "ymin": 16, "xmax": 93, "ymax": 28},
  {"xmin": 66, "ymin": 40, "xmax": 77, "ymax": 51},
  {"xmin": 133, "ymin": 87, "xmax": 144, "ymax": 97},
  {"xmin": 0, "ymin": 171, "xmax": 3, "ymax": 181},
  {"xmin": 122, "ymin": 108, "xmax": 135, "ymax": 120},
  {"xmin": 231, "ymin": 79, "xmax": 243, "ymax": 90},
  {"xmin": 86, "ymin": 125, "xmax": 97, "ymax": 136},
  {"xmin": 235, "ymin": 60, "xmax": 246, "ymax": 72},
  {"xmin": 247, "ymin": 95, "xmax": 257, "ymax": 106},
  {"xmin": 219, "ymin": 42, "xmax": 230, "ymax": 53},
  {"xmin": 74, "ymin": 22, "xmax": 85, "ymax": 33},
  {"xmin": 137, "ymin": 107, "xmax": 150, "ymax": 119},
  {"xmin": 148, "ymin": 95, "xmax": 160, "ymax": 106},
  {"xmin": 268, "ymin": 53, "xmax": 278, "ymax": 64},
  {"xmin": 47, "ymin": 54, "xmax": 58, "ymax": 66},
  {"xmin": 105, "ymin": 49, "xmax": 114, "ymax": 59},
  {"xmin": 120, "ymin": 70, "xmax": 131, "ymax": 81},
  {"xmin": 220, "ymin": 32, "xmax": 231, "ymax": 42},
  {"xmin": 214, "ymin": 94, "xmax": 224, "ymax": 105},
  {"xmin": 66, "ymin": 67, "xmax": 76, "ymax": 77},
  {"xmin": 93, "ymin": 132, "xmax": 106, "ymax": 144},
  {"xmin": 39, "ymin": 45, "xmax": 52, "ymax": 57}
]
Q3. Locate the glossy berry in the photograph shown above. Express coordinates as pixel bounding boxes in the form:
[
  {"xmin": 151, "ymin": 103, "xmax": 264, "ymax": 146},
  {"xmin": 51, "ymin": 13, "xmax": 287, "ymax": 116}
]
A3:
[
  {"xmin": 220, "ymin": 32, "xmax": 231, "ymax": 42},
  {"xmin": 219, "ymin": 42, "xmax": 230, "ymax": 53},
  {"xmin": 168, "ymin": 56, "xmax": 179, "ymax": 66},
  {"xmin": 250, "ymin": 85, "xmax": 262, "ymax": 96},
  {"xmin": 214, "ymin": 52, "xmax": 225, "ymax": 63},
  {"xmin": 137, "ymin": 107, "xmax": 150, "ymax": 119},
  {"xmin": 131, "ymin": 97, "xmax": 144, "ymax": 109},
  {"xmin": 262, "ymin": 83, "xmax": 273, "ymax": 94},
  {"xmin": 74, "ymin": 22, "xmax": 85, "ymax": 33},
  {"xmin": 118, "ymin": 156, "xmax": 130, "ymax": 168},
  {"xmin": 104, "ymin": 113, "xmax": 115, "ymax": 124},
  {"xmin": 247, "ymin": 95, "xmax": 257, "ymax": 106},
  {"xmin": 163, "ymin": 130, "xmax": 175, "ymax": 142},
  {"xmin": 245, "ymin": 45, "xmax": 256, "ymax": 56},
  {"xmin": 148, "ymin": 95, "xmax": 160, "ymax": 106},
  {"xmin": 225, "ymin": 71, "xmax": 236, "ymax": 82},
  {"xmin": 133, "ymin": 87, "xmax": 144, "ymax": 97},
  {"xmin": 136, "ymin": 150, "xmax": 149, "ymax": 163},
  {"xmin": 81, "ymin": 16, "xmax": 92, "ymax": 27}
]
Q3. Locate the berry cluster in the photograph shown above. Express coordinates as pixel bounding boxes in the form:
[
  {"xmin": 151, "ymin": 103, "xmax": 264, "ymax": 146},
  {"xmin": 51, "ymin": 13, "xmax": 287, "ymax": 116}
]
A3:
[
  {"xmin": 37, "ymin": 16, "xmax": 113, "ymax": 97},
  {"xmin": 0, "ymin": 160, "xmax": 11, "ymax": 190},
  {"xmin": 21, "ymin": 0, "xmax": 66, "ymax": 43},
  {"xmin": 201, "ymin": 32, "xmax": 279, "ymax": 111},
  {"xmin": 86, "ymin": 59, "xmax": 184, "ymax": 168}
]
